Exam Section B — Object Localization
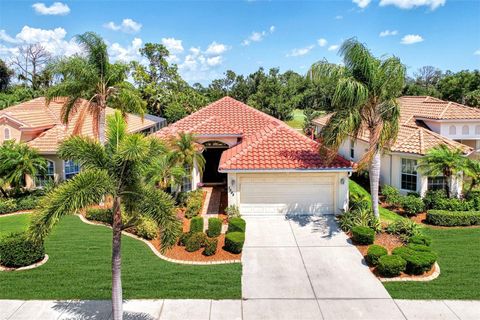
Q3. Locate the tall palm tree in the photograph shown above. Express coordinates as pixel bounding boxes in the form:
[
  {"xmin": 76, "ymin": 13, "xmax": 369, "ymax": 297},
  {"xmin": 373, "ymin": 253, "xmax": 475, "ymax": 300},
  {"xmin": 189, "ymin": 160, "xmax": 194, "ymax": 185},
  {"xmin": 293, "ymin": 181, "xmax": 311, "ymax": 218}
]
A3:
[
  {"xmin": 172, "ymin": 132, "xmax": 206, "ymax": 178},
  {"xmin": 28, "ymin": 111, "xmax": 181, "ymax": 320},
  {"xmin": 47, "ymin": 32, "xmax": 145, "ymax": 144},
  {"xmin": 464, "ymin": 158, "xmax": 480, "ymax": 198},
  {"xmin": 145, "ymin": 150, "xmax": 187, "ymax": 190},
  {"xmin": 308, "ymin": 38, "xmax": 405, "ymax": 217},
  {"xmin": 417, "ymin": 145, "xmax": 468, "ymax": 198},
  {"xmin": 0, "ymin": 140, "xmax": 46, "ymax": 192}
]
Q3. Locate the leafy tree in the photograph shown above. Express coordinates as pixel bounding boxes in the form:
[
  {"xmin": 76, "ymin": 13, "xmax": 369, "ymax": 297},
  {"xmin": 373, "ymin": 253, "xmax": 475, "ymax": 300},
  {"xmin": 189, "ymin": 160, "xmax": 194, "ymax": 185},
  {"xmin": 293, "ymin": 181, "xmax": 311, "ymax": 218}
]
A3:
[
  {"xmin": 417, "ymin": 145, "xmax": 468, "ymax": 198},
  {"xmin": 303, "ymin": 108, "xmax": 323, "ymax": 135},
  {"xmin": 47, "ymin": 32, "xmax": 145, "ymax": 144},
  {"xmin": 0, "ymin": 86, "xmax": 41, "ymax": 110},
  {"xmin": 308, "ymin": 38, "xmax": 405, "ymax": 217},
  {"xmin": 0, "ymin": 140, "xmax": 46, "ymax": 192},
  {"xmin": 0, "ymin": 58, "xmax": 13, "ymax": 92},
  {"xmin": 437, "ymin": 70, "xmax": 480, "ymax": 107},
  {"xmin": 28, "ymin": 111, "xmax": 181, "ymax": 320}
]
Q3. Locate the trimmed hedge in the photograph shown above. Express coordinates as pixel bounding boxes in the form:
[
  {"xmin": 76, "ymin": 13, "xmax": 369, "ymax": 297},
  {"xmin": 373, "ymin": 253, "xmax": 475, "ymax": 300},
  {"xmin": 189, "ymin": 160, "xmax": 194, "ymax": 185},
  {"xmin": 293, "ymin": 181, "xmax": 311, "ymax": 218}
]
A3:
[
  {"xmin": 85, "ymin": 208, "xmax": 113, "ymax": 224},
  {"xmin": 224, "ymin": 232, "xmax": 245, "ymax": 254},
  {"xmin": 400, "ymin": 196, "xmax": 425, "ymax": 216},
  {"xmin": 0, "ymin": 232, "xmax": 45, "ymax": 268},
  {"xmin": 203, "ymin": 238, "xmax": 218, "ymax": 256},
  {"xmin": 406, "ymin": 243, "xmax": 432, "ymax": 252},
  {"xmin": 0, "ymin": 199, "xmax": 17, "ymax": 214},
  {"xmin": 0, "ymin": 196, "xmax": 40, "ymax": 214},
  {"xmin": 185, "ymin": 232, "xmax": 207, "ymax": 252},
  {"xmin": 178, "ymin": 232, "xmax": 192, "ymax": 246},
  {"xmin": 381, "ymin": 185, "xmax": 401, "ymax": 205},
  {"xmin": 409, "ymin": 235, "xmax": 432, "ymax": 246},
  {"xmin": 351, "ymin": 226, "xmax": 375, "ymax": 245},
  {"xmin": 207, "ymin": 218, "xmax": 222, "ymax": 237},
  {"xmin": 427, "ymin": 210, "xmax": 480, "ymax": 226},
  {"xmin": 377, "ymin": 255, "xmax": 406, "ymax": 277},
  {"xmin": 366, "ymin": 245, "xmax": 388, "ymax": 266},
  {"xmin": 227, "ymin": 218, "xmax": 246, "ymax": 233},
  {"xmin": 189, "ymin": 216, "xmax": 204, "ymax": 233},
  {"xmin": 392, "ymin": 246, "xmax": 437, "ymax": 275}
]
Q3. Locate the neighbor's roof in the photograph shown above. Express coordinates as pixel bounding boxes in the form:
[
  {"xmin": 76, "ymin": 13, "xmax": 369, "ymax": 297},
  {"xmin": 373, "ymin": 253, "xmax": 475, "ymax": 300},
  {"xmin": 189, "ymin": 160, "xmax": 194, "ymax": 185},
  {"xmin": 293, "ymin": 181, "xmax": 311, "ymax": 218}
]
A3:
[
  {"xmin": 0, "ymin": 97, "xmax": 158, "ymax": 153},
  {"xmin": 155, "ymin": 96, "xmax": 353, "ymax": 171},
  {"xmin": 312, "ymin": 96, "xmax": 475, "ymax": 156}
]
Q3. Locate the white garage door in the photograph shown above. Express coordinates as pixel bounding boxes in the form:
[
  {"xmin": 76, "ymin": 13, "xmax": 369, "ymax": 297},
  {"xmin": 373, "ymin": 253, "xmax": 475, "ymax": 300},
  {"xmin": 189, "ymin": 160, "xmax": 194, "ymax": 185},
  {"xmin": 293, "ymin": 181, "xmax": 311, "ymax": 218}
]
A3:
[{"xmin": 239, "ymin": 175, "xmax": 335, "ymax": 216}]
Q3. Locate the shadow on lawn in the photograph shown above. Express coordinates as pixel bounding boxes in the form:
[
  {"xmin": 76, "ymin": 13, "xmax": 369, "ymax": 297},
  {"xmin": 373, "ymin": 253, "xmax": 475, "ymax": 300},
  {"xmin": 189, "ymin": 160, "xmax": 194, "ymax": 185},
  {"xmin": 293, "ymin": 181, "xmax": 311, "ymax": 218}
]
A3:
[{"xmin": 53, "ymin": 300, "xmax": 156, "ymax": 320}]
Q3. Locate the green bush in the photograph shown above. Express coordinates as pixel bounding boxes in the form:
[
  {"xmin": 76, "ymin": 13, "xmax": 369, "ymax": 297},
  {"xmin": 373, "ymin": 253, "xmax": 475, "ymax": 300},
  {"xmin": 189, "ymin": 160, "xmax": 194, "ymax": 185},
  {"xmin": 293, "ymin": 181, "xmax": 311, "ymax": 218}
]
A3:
[
  {"xmin": 433, "ymin": 198, "xmax": 475, "ymax": 211},
  {"xmin": 337, "ymin": 209, "xmax": 381, "ymax": 232},
  {"xmin": 392, "ymin": 246, "xmax": 437, "ymax": 275},
  {"xmin": 366, "ymin": 245, "xmax": 388, "ymax": 266},
  {"xmin": 408, "ymin": 235, "xmax": 432, "ymax": 246},
  {"xmin": 225, "ymin": 205, "xmax": 241, "ymax": 219},
  {"xmin": 203, "ymin": 237, "xmax": 218, "ymax": 256},
  {"xmin": 15, "ymin": 196, "xmax": 39, "ymax": 211},
  {"xmin": 135, "ymin": 217, "xmax": 158, "ymax": 240},
  {"xmin": 0, "ymin": 232, "xmax": 45, "ymax": 268},
  {"xmin": 382, "ymin": 185, "xmax": 401, "ymax": 205},
  {"xmin": 386, "ymin": 219, "xmax": 421, "ymax": 238},
  {"xmin": 377, "ymin": 255, "xmax": 406, "ymax": 277},
  {"xmin": 407, "ymin": 192, "xmax": 421, "ymax": 198},
  {"xmin": 224, "ymin": 232, "xmax": 245, "ymax": 254},
  {"xmin": 427, "ymin": 210, "xmax": 480, "ymax": 226},
  {"xmin": 185, "ymin": 190, "xmax": 204, "ymax": 219},
  {"xmin": 207, "ymin": 218, "xmax": 222, "ymax": 237},
  {"xmin": 407, "ymin": 243, "xmax": 432, "ymax": 252},
  {"xmin": 0, "ymin": 198, "xmax": 17, "ymax": 214},
  {"xmin": 423, "ymin": 189, "xmax": 447, "ymax": 210},
  {"xmin": 178, "ymin": 232, "xmax": 192, "ymax": 246},
  {"xmin": 185, "ymin": 232, "xmax": 207, "ymax": 252},
  {"xmin": 400, "ymin": 196, "xmax": 425, "ymax": 216},
  {"xmin": 351, "ymin": 226, "xmax": 375, "ymax": 245},
  {"xmin": 85, "ymin": 208, "xmax": 113, "ymax": 224},
  {"xmin": 189, "ymin": 216, "xmax": 204, "ymax": 233},
  {"xmin": 227, "ymin": 218, "xmax": 246, "ymax": 233}
]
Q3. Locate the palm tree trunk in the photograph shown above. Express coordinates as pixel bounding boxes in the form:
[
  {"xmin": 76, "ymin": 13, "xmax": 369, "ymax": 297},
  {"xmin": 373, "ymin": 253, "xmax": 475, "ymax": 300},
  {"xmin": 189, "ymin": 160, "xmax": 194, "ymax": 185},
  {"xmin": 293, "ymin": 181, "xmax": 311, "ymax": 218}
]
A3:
[
  {"xmin": 369, "ymin": 151, "xmax": 381, "ymax": 218},
  {"xmin": 111, "ymin": 196, "xmax": 123, "ymax": 320},
  {"xmin": 99, "ymin": 108, "xmax": 106, "ymax": 145}
]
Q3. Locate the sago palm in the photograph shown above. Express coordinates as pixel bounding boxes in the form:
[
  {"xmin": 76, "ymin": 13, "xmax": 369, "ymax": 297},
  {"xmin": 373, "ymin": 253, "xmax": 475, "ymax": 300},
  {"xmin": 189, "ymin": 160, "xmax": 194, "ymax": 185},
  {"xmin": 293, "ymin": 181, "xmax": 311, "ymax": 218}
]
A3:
[
  {"xmin": 417, "ymin": 145, "xmax": 468, "ymax": 198},
  {"xmin": 308, "ymin": 38, "xmax": 405, "ymax": 217},
  {"xmin": 47, "ymin": 32, "xmax": 145, "ymax": 144},
  {"xmin": 28, "ymin": 111, "xmax": 181, "ymax": 320}
]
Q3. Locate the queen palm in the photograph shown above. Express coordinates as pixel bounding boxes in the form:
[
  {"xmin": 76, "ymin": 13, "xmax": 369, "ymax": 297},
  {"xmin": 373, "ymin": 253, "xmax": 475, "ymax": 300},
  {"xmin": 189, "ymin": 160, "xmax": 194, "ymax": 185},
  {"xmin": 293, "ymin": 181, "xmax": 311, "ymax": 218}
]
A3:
[
  {"xmin": 464, "ymin": 158, "xmax": 480, "ymax": 198},
  {"xmin": 145, "ymin": 150, "xmax": 187, "ymax": 190},
  {"xmin": 47, "ymin": 32, "xmax": 145, "ymax": 144},
  {"xmin": 308, "ymin": 38, "xmax": 405, "ymax": 217},
  {"xmin": 172, "ymin": 132, "xmax": 206, "ymax": 178},
  {"xmin": 28, "ymin": 111, "xmax": 181, "ymax": 320}
]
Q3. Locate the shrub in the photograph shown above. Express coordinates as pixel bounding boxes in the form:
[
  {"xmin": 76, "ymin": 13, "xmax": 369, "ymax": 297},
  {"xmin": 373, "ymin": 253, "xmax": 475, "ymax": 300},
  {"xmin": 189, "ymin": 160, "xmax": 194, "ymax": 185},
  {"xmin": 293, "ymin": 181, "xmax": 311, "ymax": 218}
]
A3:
[
  {"xmin": 178, "ymin": 232, "xmax": 192, "ymax": 246},
  {"xmin": 185, "ymin": 190, "xmax": 204, "ymax": 219},
  {"xmin": 227, "ymin": 218, "xmax": 246, "ymax": 233},
  {"xmin": 382, "ymin": 185, "xmax": 401, "ymax": 205},
  {"xmin": 0, "ymin": 198, "xmax": 17, "ymax": 214},
  {"xmin": 407, "ymin": 192, "xmax": 421, "ymax": 198},
  {"xmin": 400, "ymin": 196, "xmax": 425, "ymax": 216},
  {"xmin": 224, "ymin": 232, "xmax": 245, "ymax": 254},
  {"xmin": 225, "ymin": 205, "xmax": 241, "ymax": 219},
  {"xmin": 427, "ymin": 210, "xmax": 480, "ymax": 226},
  {"xmin": 337, "ymin": 209, "xmax": 381, "ymax": 233},
  {"xmin": 423, "ymin": 190, "xmax": 447, "ymax": 210},
  {"xmin": 0, "ymin": 232, "xmax": 45, "ymax": 268},
  {"xmin": 366, "ymin": 245, "xmax": 388, "ymax": 266},
  {"xmin": 85, "ymin": 208, "xmax": 113, "ymax": 224},
  {"xmin": 351, "ymin": 226, "xmax": 375, "ymax": 245},
  {"xmin": 189, "ymin": 216, "xmax": 204, "ymax": 233},
  {"xmin": 15, "ymin": 196, "xmax": 39, "ymax": 211},
  {"xmin": 433, "ymin": 198, "xmax": 475, "ymax": 211},
  {"xmin": 392, "ymin": 246, "xmax": 437, "ymax": 275},
  {"xmin": 203, "ymin": 237, "xmax": 218, "ymax": 256},
  {"xmin": 407, "ymin": 243, "xmax": 432, "ymax": 252},
  {"xmin": 409, "ymin": 235, "xmax": 432, "ymax": 246},
  {"xmin": 185, "ymin": 232, "xmax": 207, "ymax": 252},
  {"xmin": 207, "ymin": 218, "xmax": 222, "ymax": 237},
  {"xmin": 135, "ymin": 217, "xmax": 158, "ymax": 240},
  {"xmin": 377, "ymin": 255, "xmax": 406, "ymax": 277},
  {"xmin": 386, "ymin": 219, "xmax": 421, "ymax": 238}
]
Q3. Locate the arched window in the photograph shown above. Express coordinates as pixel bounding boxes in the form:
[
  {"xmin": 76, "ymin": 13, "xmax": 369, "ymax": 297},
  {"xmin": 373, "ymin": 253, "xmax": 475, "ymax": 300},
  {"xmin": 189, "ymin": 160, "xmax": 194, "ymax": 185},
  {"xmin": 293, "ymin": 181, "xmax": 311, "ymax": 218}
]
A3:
[
  {"xmin": 462, "ymin": 125, "xmax": 469, "ymax": 135},
  {"xmin": 476, "ymin": 125, "xmax": 480, "ymax": 135},
  {"xmin": 449, "ymin": 125, "xmax": 456, "ymax": 135},
  {"xmin": 64, "ymin": 160, "xmax": 81, "ymax": 180},
  {"xmin": 36, "ymin": 160, "xmax": 54, "ymax": 187},
  {"xmin": 4, "ymin": 128, "xmax": 10, "ymax": 140}
]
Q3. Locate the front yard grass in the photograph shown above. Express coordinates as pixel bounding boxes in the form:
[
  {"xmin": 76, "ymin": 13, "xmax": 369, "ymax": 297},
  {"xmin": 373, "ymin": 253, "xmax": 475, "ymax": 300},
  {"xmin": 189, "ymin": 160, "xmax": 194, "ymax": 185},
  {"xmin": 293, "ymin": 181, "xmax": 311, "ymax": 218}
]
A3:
[
  {"xmin": 0, "ymin": 214, "xmax": 241, "ymax": 300},
  {"xmin": 285, "ymin": 109, "xmax": 305, "ymax": 130}
]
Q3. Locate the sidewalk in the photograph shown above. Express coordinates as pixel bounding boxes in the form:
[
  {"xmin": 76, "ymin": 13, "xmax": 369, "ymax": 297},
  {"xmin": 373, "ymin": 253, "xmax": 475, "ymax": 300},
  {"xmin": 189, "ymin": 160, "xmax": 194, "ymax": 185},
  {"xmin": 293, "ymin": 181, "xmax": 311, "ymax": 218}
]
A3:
[{"xmin": 1, "ymin": 299, "xmax": 479, "ymax": 320}]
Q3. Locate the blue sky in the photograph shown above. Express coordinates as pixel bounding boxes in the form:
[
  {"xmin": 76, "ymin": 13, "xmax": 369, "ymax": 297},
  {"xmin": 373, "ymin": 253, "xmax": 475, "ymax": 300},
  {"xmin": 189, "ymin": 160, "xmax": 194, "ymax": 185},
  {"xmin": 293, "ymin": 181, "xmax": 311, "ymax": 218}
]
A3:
[{"xmin": 0, "ymin": 0, "xmax": 479, "ymax": 84}]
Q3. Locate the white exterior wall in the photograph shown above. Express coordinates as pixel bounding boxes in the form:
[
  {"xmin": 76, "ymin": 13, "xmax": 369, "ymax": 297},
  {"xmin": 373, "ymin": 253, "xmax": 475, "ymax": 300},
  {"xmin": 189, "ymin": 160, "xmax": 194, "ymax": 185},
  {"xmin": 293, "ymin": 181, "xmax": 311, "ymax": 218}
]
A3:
[{"xmin": 423, "ymin": 120, "xmax": 480, "ymax": 143}]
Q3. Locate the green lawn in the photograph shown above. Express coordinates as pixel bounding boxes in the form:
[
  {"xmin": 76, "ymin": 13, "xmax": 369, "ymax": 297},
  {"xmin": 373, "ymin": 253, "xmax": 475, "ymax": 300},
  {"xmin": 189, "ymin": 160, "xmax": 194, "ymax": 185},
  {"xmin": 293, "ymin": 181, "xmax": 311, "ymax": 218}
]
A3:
[
  {"xmin": 285, "ymin": 109, "xmax": 305, "ymax": 130},
  {"xmin": 384, "ymin": 227, "xmax": 480, "ymax": 299},
  {"xmin": 0, "ymin": 214, "xmax": 241, "ymax": 300}
]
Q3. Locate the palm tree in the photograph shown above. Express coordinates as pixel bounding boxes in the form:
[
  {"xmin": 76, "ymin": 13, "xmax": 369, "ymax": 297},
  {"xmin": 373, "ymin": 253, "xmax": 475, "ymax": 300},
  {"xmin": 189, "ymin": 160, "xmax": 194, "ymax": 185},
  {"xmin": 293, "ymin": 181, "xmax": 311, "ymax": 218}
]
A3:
[
  {"xmin": 464, "ymin": 158, "xmax": 480, "ymax": 198},
  {"xmin": 47, "ymin": 32, "xmax": 145, "ymax": 144},
  {"xmin": 28, "ymin": 111, "xmax": 181, "ymax": 320},
  {"xmin": 172, "ymin": 132, "xmax": 206, "ymax": 179},
  {"xmin": 308, "ymin": 38, "xmax": 405, "ymax": 217},
  {"xmin": 417, "ymin": 145, "xmax": 467, "ymax": 198},
  {"xmin": 145, "ymin": 150, "xmax": 187, "ymax": 190},
  {"xmin": 0, "ymin": 140, "xmax": 46, "ymax": 192}
]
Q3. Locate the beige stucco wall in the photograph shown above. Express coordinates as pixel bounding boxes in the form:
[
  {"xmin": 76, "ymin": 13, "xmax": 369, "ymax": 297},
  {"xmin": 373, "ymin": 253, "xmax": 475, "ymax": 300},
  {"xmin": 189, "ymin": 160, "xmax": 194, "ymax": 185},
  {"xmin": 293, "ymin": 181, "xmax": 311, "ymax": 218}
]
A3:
[{"xmin": 0, "ymin": 122, "xmax": 22, "ymax": 142}]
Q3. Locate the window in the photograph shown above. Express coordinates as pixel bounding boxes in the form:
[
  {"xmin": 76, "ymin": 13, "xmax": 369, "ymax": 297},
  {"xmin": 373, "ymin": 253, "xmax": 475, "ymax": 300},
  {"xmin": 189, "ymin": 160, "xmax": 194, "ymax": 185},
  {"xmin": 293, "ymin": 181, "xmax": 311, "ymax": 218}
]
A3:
[
  {"xmin": 462, "ymin": 125, "xmax": 469, "ymax": 135},
  {"xmin": 64, "ymin": 160, "xmax": 80, "ymax": 180},
  {"xmin": 36, "ymin": 160, "xmax": 54, "ymax": 187},
  {"xmin": 449, "ymin": 125, "xmax": 456, "ymax": 135},
  {"xmin": 350, "ymin": 139, "xmax": 355, "ymax": 159},
  {"xmin": 401, "ymin": 158, "xmax": 417, "ymax": 191},
  {"xmin": 428, "ymin": 176, "xmax": 447, "ymax": 191},
  {"xmin": 4, "ymin": 128, "xmax": 10, "ymax": 140},
  {"xmin": 475, "ymin": 125, "xmax": 480, "ymax": 135},
  {"xmin": 182, "ymin": 164, "xmax": 192, "ymax": 192}
]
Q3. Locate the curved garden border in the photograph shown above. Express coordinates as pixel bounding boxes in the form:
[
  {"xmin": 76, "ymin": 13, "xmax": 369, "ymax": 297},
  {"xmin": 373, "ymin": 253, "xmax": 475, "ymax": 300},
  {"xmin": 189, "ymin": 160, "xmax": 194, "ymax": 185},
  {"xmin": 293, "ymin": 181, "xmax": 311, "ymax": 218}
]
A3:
[
  {"xmin": 379, "ymin": 262, "xmax": 440, "ymax": 282},
  {"xmin": 0, "ymin": 254, "xmax": 49, "ymax": 272},
  {"xmin": 77, "ymin": 214, "xmax": 241, "ymax": 265}
]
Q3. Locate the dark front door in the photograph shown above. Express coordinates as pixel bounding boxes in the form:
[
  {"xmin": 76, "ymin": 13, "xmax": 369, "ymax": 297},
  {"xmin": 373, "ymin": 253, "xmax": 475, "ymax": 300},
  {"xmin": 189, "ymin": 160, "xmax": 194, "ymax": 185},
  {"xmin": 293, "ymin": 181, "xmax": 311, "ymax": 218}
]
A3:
[{"xmin": 203, "ymin": 147, "xmax": 228, "ymax": 184}]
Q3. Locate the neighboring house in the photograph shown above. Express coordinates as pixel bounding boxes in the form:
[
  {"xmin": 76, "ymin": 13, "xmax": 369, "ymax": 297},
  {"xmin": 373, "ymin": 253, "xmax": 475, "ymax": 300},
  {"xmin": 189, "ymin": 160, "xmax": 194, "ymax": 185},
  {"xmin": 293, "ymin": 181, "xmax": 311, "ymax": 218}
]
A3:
[
  {"xmin": 0, "ymin": 97, "xmax": 166, "ymax": 187},
  {"xmin": 155, "ymin": 96, "xmax": 354, "ymax": 216},
  {"xmin": 313, "ymin": 96, "xmax": 480, "ymax": 197}
]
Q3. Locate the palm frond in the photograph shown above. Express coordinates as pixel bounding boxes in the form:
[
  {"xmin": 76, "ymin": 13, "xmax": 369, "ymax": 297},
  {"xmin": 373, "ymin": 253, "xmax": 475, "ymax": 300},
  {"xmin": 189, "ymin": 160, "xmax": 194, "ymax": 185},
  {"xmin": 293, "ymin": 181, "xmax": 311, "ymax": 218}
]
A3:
[
  {"xmin": 106, "ymin": 110, "xmax": 127, "ymax": 154},
  {"xmin": 58, "ymin": 135, "xmax": 108, "ymax": 170},
  {"xmin": 75, "ymin": 32, "xmax": 109, "ymax": 78}
]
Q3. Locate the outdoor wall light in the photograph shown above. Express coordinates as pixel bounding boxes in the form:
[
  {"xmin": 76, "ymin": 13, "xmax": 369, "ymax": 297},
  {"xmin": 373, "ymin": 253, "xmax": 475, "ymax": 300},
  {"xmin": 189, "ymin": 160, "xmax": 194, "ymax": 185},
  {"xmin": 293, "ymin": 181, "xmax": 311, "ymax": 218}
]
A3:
[
  {"xmin": 340, "ymin": 178, "xmax": 345, "ymax": 185},
  {"xmin": 231, "ymin": 179, "xmax": 236, "ymax": 187}
]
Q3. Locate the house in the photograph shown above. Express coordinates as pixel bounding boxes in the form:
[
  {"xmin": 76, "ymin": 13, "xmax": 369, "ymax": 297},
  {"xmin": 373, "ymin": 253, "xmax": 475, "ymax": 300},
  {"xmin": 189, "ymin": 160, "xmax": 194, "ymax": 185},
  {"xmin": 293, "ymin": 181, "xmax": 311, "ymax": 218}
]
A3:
[
  {"xmin": 0, "ymin": 97, "xmax": 166, "ymax": 187},
  {"xmin": 155, "ymin": 96, "xmax": 354, "ymax": 216},
  {"xmin": 313, "ymin": 96, "xmax": 480, "ymax": 197}
]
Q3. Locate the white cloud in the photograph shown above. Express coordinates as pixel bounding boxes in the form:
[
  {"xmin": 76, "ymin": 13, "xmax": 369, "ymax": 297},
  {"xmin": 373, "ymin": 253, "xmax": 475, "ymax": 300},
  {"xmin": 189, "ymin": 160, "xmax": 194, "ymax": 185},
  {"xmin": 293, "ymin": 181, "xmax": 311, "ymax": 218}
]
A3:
[
  {"xmin": 242, "ymin": 25, "xmax": 275, "ymax": 46},
  {"xmin": 379, "ymin": 30, "xmax": 399, "ymax": 37},
  {"xmin": 335, "ymin": 15, "xmax": 343, "ymax": 20},
  {"xmin": 474, "ymin": 50, "xmax": 480, "ymax": 56},
  {"xmin": 379, "ymin": 0, "xmax": 446, "ymax": 10},
  {"xmin": 328, "ymin": 44, "xmax": 340, "ymax": 51},
  {"xmin": 353, "ymin": 0, "xmax": 372, "ymax": 8},
  {"xmin": 178, "ymin": 44, "xmax": 228, "ymax": 82},
  {"xmin": 287, "ymin": 45, "xmax": 315, "ymax": 57},
  {"xmin": 109, "ymin": 37, "xmax": 143, "ymax": 62},
  {"xmin": 161, "ymin": 37, "xmax": 184, "ymax": 54},
  {"xmin": 205, "ymin": 41, "xmax": 229, "ymax": 55},
  {"xmin": 206, "ymin": 56, "xmax": 223, "ymax": 66},
  {"xmin": 103, "ymin": 18, "xmax": 142, "ymax": 33},
  {"xmin": 0, "ymin": 30, "xmax": 19, "ymax": 43},
  {"xmin": 32, "ymin": 2, "xmax": 70, "ymax": 15},
  {"xmin": 401, "ymin": 34, "xmax": 424, "ymax": 44},
  {"xmin": 317, "ymin": 38, "xmax": 328, "ymax": 47}
]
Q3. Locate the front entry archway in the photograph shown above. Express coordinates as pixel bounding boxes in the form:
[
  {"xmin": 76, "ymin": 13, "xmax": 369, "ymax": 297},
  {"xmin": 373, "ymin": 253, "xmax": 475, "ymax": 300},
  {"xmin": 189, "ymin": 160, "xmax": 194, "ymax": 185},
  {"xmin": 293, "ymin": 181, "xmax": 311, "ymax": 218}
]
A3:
[{"xmin": 202, "ymin": 141, "xmax": 228, "ymax": 185}]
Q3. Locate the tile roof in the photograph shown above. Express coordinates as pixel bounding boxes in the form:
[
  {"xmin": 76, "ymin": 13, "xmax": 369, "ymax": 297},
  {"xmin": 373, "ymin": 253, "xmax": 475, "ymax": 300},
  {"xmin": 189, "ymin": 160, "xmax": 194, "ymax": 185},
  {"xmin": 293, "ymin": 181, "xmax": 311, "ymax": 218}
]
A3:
[
  {"xmin": 156, "ymin": 96, "xmax": 353, "ymax": 171},
  {"xmin": 312, "ymin": 96, "xmax": 475, "ymax": 156}
]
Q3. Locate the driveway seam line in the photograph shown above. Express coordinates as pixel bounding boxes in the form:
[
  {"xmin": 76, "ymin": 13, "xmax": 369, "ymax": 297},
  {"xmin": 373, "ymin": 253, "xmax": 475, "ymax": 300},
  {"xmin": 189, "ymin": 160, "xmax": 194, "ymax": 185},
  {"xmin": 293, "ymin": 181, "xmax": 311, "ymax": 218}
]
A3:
[
  {"xmin": 392, "ymin": 299, "xmax": 410, "ymax": 320},
  {"xmin": 208, "ymin": 299, "xmax": 212, "ymax": 320},
  {"xmin": 442, "ymin": 300, "xmax": 462, "ymax": 320},
  {"xmin": 157, "ymin": 299, "xmax": 165, "ymax": 320},
  {"xmin": 6, "ymin": 300, "xmax": 26, "ymax": 320}
]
